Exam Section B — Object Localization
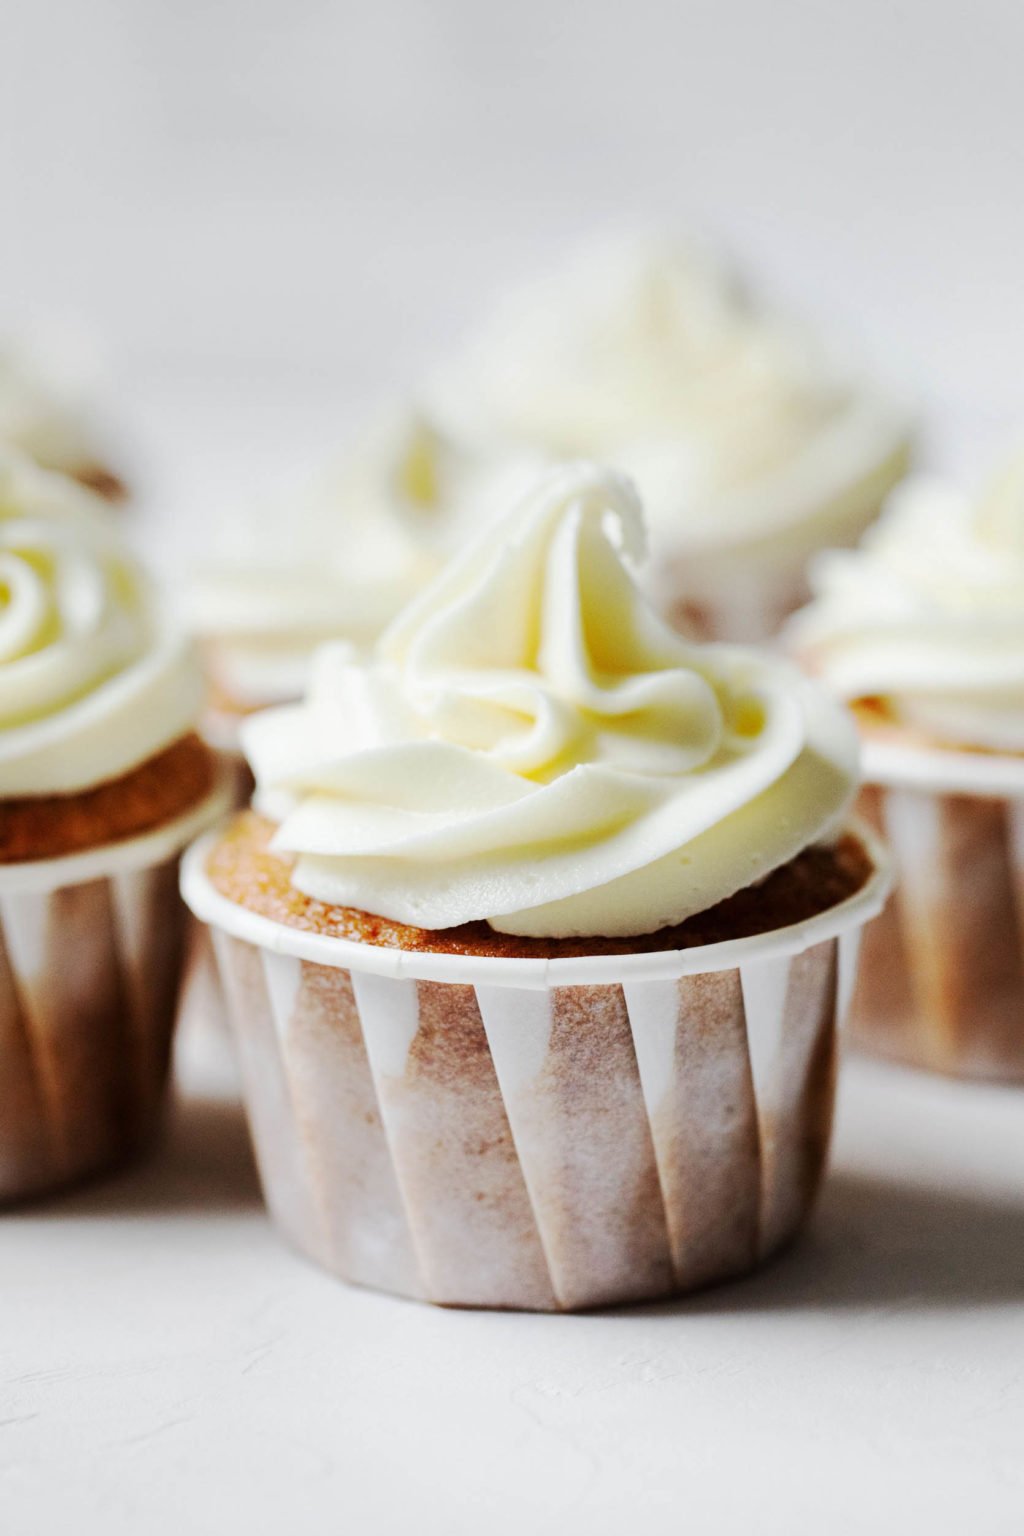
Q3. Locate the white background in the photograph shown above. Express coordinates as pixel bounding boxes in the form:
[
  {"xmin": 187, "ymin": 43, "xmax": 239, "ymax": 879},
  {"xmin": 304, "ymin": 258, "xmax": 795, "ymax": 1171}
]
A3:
[
  {"xmin": 3, "ymin": 0, "xmax": 1024, "ymax": 505},
  {"xmin": 3, "ymin": 3, "xmax": 1024, "ymax": 1531}
]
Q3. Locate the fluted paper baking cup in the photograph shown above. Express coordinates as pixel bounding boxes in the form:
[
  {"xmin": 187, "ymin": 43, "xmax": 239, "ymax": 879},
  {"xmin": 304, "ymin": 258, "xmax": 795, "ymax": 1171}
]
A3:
[
  {"xmin": 177, "ymin": 739, "xmax": 254, "ymax": 1054},
  {"xmin": 0, "ymin": 773, "xmax": 234, "ymax": 1202},
  {"xmin": 850, "ymin": 737, "xmax": 1024, "ymax": 1082},
  {"xmin": 183, "ymin": 823, "xmax": 887, "ymax": 1310}
]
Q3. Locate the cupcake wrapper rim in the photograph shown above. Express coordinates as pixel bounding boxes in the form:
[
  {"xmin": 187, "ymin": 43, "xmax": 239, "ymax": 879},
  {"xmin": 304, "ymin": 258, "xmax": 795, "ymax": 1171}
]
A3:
[{"xmin": 181, "ymin": 816, "xmax": 891, "ymax": 991}]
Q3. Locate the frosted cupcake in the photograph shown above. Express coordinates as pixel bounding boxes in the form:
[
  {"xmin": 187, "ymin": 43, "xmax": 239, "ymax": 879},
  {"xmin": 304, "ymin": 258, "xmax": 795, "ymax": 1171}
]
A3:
[
  {"xmin": 184, "ymin": 462, "xmax": 888, "ymax": 1310},
  {"xmin": 430, "ymin": 236, "xmax": 912, "ymax": 641},
  {"xmin": 0, "ymin": 336, "xmax": 126, "ymax": 501},
  {"xmin": 0, "ymin": 452, "xmax": 230, "ymax": 1200},
  {"xmin": 788, "ymin": 448, "xmax": 1024, "ymax": 1080},
  {"xmin": 188, "ymin": 407, "xmax": 537, "ymax": 743}
]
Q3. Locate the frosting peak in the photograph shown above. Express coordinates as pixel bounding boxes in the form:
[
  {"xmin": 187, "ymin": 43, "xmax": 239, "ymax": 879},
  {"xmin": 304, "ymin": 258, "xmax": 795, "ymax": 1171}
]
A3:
[
  {"xmin": 377, "ymin": 466, "xmax": 725, "ymax": 780},
  {"xmin": 0, "ymin": 452, "xmax": 202, "ymax": 796},
  {"xmin": 189, "ymin": 407, "xmax": 540, "ymax": 709},
  {"xmin": 430, "ymin": 237, "xmax": 912, "ymax": 576},
  {"xmin": 245, "ymin": 463, "xmax": 858, "ymax": 937},
  {"xmin": 0, "ymin": 337, "xmax": 111, "ymax": 482},
  {"xmin": 788, "ymin": 447, "xmax": 1024, "ymax": 751}
]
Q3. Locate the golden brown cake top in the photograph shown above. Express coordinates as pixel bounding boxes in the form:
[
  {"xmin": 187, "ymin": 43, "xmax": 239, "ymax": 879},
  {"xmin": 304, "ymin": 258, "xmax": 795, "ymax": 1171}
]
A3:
[
  {"xmin": 0, "ymin": 734, "xmax": 217, "ymax": 863},
  {"xmin": 205, "ymin": 810, "xmax": 873, "ymax": 961}
]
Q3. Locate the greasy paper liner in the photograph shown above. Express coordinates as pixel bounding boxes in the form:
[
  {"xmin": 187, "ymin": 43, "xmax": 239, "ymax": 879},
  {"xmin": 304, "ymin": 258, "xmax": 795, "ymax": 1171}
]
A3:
[
  {"xmin": 183, "ymin": 823, "xmax": 888, "ymax": 1310},
  {"xmin": 177, "ymin": 741, "xmax": 254, "ymax": 1053},
  {"xmin": 0, "ymin": 776, "xmax": 233, "ymax": 1203},
  {"xmin": 849, "ymin": 738, "xmax": 1024, "ymax": 1083}
]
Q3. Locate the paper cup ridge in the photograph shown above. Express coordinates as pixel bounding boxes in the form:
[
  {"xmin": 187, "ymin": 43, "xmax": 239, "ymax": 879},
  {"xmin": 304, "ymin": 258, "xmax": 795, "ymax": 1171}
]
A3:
[
  {"xmin": 0, "ymin": 776, "xmax": 233, "ymax": 1202},
  {"xmin": 203, "ymin": 910, "xmax": 869, "ymax": 1310},
  {"xmin": 850, "ymin": 778, "xmax": 1024, "ymax": 1081}
]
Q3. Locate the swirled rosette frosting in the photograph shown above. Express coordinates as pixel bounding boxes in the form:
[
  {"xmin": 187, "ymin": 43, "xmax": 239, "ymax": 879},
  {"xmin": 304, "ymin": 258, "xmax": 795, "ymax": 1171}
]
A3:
[
  {"xmin": 243, "ymin": 462, "xmax": 858, "ymax": 937},
  {"xmin": 189, "ymin": 408, "xmax": 540, "ymax": 708},
  {"xmin": 430, "ymin": 236, "xmax": 911, "ymax": 578},
  {"xmin": 0, "ymin": 452, "xmax": 202, "ymax": 795},
  {"xmin": 788, "ymin": 448, "xmax": 1024, "ymax": 752}
]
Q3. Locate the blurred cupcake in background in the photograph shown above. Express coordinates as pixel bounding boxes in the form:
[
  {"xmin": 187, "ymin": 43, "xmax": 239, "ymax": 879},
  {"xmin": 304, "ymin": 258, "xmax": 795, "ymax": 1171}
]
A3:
[
  {"xmin": 0, "ymin": 333, "xmax": 128, "ymax": 502},
  {"xmin": 430, "ymin": 235, "xmax": 913, "ymax": 640},
  {"xmin": 187, "ymin": 406, "xmax": 539, "ymax": 750},
  {"xmin": 0, "ymin": 450, "xmax": 229, "ymax": 1201},
  {"xmin": 184, "ymin": 462, "xmax": 889, "ymax": 1311},
  {"xmin": 788, "ymin": 446, "xmax": 1024, "ymax": 1081}
]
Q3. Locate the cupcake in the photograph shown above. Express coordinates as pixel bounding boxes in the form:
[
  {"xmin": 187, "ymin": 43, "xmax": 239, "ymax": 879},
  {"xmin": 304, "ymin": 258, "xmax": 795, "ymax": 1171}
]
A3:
[
  {"xmin": 187, "ymin": 406, "xmax": 538, "ymax": 747},
  {"xmin": 183, "ymin": 462, "xmax": 888, "ymax": 1310},
  {"xmin": 788, "ymin": 448, "xmax": 1024, "ymax": 1080},
  {"xmin": 0, "ymin": 452, "xmax": 230, "ymax": 1201},
  {"xmin": 0, "ymin": 335, "xmax": 127, "ymax": 501},
  {"xmin": 430, "ymin": 236, "xmax": 913, "ymax": 641}
]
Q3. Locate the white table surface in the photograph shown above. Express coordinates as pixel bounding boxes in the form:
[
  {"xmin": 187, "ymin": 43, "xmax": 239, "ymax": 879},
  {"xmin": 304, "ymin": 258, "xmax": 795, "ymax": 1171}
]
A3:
[{"xmin": 4, "ymin": 1020, "xmax": 1023, "ymax": 1536}]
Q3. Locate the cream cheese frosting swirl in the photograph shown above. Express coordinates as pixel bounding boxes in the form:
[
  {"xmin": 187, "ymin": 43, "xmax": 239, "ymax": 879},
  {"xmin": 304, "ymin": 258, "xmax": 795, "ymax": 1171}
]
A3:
[
  {"xmin": 787, "ymin": 450, "xmax": 1024, "ymax": 752},
  {"xmin": 430, "ymin": 237, "xmax": 911, "ymax": 578},
  {"xmin": 190, "ymin": 408, "xmax": 539, "ymax": 709},
  {"xmin": 244, "ymin": 462, "xmax": 858, "ymax": 937},
  {"xmin": 0, "ymin": 452, "xmax": 202, "ymax": 795}
]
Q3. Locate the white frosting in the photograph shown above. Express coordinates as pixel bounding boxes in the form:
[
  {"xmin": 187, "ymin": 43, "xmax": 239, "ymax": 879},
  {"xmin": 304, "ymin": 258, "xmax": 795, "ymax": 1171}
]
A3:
[
  {"xmin": 430, "ymin": 237, "xmax": 911, "ymax": 586},
  {"xmin": 0, "ymin": 337, "xmax": 110, "ymax": 479},
  {"xmin": 788, "ymin": 450, "xmax": 1024, "ymax": 751},
  {"xmin": 243, "ymin": 463, "xmax": 858, "ymax": 938},
  {"xmin": 190, "ymin": 408, "xmax": 540, "ymax": 707},
  {"xmin": 0, "ymin": 452, "xmax": 202, "ymax": 795}
]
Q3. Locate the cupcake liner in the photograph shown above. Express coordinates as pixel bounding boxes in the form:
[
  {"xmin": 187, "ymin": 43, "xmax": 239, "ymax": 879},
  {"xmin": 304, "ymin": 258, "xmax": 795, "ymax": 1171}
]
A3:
[
  {"xmin": 176, "ymin": 742, "xmax": 254, "ymax": 1055},
  {"xmin": 849, "ymin": 738, "xmax": 1024, "ymax": 1082},
  {"xmin": 0, "ymin": 776, "xmax": 233, "ymax": 1202},
  {"xmin": 184, "ymin": 823, "xmax": 888, "ymax": 1311}
]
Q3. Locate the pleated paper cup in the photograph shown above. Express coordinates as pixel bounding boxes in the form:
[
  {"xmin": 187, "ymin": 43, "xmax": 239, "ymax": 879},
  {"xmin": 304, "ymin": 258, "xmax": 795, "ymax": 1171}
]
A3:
[
  {"xmin": 0, "ymin": 774, "xmax": 234, "ymax": 1203},
  {"xmin": 183, "ymin": 823, "xmax": 888, "ymax": 1311},
  {"xmin": 849, "ymin": 736, "xmax": 1024, "ymax": 1083},
  {"xmin": 177, "ymin": 726, "xmax": 255, "ymax": 1055}
]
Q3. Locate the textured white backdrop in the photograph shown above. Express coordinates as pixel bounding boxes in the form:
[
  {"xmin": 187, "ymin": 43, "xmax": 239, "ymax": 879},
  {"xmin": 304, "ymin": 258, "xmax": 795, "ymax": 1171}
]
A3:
[{"xmin": 2, "ymin": 0, "xmax": 1022, "ymax": 515}]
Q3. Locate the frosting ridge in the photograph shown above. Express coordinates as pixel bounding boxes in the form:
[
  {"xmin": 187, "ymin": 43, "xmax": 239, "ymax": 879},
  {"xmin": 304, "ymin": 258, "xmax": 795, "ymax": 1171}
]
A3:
[
  {"xmin": 0, "ymin": 453, "xmax": 202, "ymax": 795},
  {"xmin": 244, "ymin": 463, "xmax": 858, "ymax": 936},
  {"xmin": 430, "ymin": 237, "xmax": 911, "ymax": 578},
  {"xmin": 788, "ymin": 449, "xmax": 1024, "ymax": 752},
  {"xmin": 189, "ymin": 408, "xmax": 539, "ymax": 708}
]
